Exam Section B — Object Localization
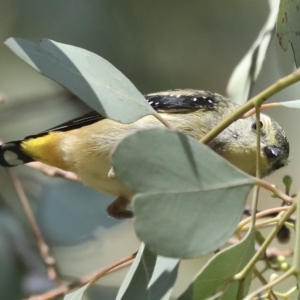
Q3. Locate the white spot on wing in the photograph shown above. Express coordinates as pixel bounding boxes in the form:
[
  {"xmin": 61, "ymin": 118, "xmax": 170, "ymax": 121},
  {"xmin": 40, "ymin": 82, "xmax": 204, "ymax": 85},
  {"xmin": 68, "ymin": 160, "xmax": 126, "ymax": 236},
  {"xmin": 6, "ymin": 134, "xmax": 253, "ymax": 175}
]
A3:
[
  {"xmin": 193, "ymin": 98, "xmax": 197, "ymax": 101},
  {"xmin": 208, "ymin": 99, "xmax": 213, "ymax": 104},
  {"xmin": 4, "ymin": 151, "xmax": 24, "ymax": 165},
  {"xmin": 149, "ymin": 101, "xmax": 153, "ymax": 105}
]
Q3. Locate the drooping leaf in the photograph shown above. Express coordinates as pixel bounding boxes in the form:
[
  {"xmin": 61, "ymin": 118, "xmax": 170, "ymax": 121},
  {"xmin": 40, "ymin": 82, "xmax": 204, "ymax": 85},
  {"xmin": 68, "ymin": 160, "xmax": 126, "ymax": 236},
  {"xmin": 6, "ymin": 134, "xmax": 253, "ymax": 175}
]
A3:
[
  {"xmin": 277, "ymin": 0, "xmax": 300, "ymax": 67},
  {"xmin": 116, "ymin": 244, "xmax": 179, "ymax": 300},
  {"xmin": 112, "ymin": 129, "xmax": 255, "ymax": 258},
  {"xmin": 5, "ymin": 38, "xmax": 154, "ymax": 123},
  {"xmin": 178, "ymin": 229, "xmax": 255, "ymax": 300},
  {"xmin": 227, "ymin": 0, "xmax": 279, "ymax": 104}
]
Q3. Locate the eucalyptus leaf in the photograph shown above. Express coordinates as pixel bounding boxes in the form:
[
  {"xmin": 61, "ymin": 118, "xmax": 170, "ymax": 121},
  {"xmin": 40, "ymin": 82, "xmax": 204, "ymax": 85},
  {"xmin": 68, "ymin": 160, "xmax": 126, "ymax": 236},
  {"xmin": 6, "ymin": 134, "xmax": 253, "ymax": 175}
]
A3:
[
  {"xmin": 178, "ymin": 229, "xmax": 255, "ymax": 300},
  {"xmin": 112, "ymin": 129, "xmax": 255, "ymax": 258},
  {"xmin": 116, "ymin": 244, "xmax": 179, "ymax": 300},
  {"xmin": 5, "ymin": 38, "xmax": 154, "ymax": 123},
  {"xmin": 255, "ymin": 229, "xmax": 265, "ymax": 246},
  {"xmin": 277, "ymin": 0, "xmax": 300, "ymax": 67},
  {"xmin": 279, "ymin": 100, "xmax": 300, "ymax": 108},
  {"xmin": 227, "ymin": 0, "xmax": 279, "ymax": 104}
]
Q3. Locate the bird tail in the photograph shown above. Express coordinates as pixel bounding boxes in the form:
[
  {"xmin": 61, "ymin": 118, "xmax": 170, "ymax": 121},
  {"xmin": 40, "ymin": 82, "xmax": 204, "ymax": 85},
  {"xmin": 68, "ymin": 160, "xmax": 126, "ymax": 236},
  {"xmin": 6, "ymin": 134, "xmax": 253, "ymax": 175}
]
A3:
[{"xmin": 0, "ymin": 140, "xmax": 34, "ymax": 167}]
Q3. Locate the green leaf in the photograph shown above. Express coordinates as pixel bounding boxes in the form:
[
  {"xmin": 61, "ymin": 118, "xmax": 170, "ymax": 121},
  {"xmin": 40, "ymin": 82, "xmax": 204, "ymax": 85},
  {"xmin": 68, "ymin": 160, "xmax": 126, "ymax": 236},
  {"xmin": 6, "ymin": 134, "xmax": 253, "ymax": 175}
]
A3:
[
  {"xmin": 227, "ymin": 0, "xmax": 279, "ymax": 104},
  {"xmin": 5, "ymin": 38, "xmax": 154, "ymax": 123},
  {"xmin": 116, "ymin": 244, "xmax": 179, "ymax": 300},
  {"xmin": 255, "ymin": 229, "xmax": 266, "ymax": 246},
  {"xmin": 177, "ymin": 229, "xmax": 255, "ymax": 300},
  {"xmin": 277, "ymin": 0, "xmax": 300, "ymax": 67},
  {"xmin": 279, "ymin": 100, "xmax": 300, "ymax": 108},
  {"xmin": 112, "ymin": 129, "xmax": 255, "ymax": 258}
]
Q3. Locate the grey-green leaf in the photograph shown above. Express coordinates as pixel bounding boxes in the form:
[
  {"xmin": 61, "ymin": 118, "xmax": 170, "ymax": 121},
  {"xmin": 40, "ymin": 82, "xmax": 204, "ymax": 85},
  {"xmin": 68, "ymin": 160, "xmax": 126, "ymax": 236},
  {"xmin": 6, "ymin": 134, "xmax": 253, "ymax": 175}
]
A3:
[
  {"xmin": 227, "ymin": 0, "xmax": 279, "ymax": 104},
  {"xmin": 112, "ymin": 129, "xmax": 255, "ymax": 258},
  {"xmin": 5, "ymin": 38, "xmax": 154, "ymax": 123},
  {"xmin": 116, "ymin": 244, "xmax": 179, "ymax": 300},
  {"xmin": 277, "ymin": 0, "xmax": 300, "ymax": 67},
  {"xmin": 279, "ymin": 100, "xmax": 300, "ymax": 108},
  {"xmin": 177, "ymin": 229, "xmax": 255, "ymax": 300}
]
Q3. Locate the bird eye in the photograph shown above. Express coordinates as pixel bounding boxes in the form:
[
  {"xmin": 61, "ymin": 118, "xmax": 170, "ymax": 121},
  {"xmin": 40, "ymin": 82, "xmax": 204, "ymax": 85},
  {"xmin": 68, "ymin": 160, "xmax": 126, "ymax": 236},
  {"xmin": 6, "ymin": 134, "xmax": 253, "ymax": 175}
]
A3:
[{"xmin": 251, "ymin": 121, "xmax": 263, "ymax": 132}]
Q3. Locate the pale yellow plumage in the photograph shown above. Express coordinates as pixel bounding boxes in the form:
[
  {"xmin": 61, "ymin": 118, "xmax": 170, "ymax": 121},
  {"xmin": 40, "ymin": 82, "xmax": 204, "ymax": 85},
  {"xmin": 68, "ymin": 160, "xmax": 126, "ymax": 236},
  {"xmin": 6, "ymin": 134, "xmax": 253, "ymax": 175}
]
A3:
[{"xmin": 0, "ymin": 90, "xmax": 290, "ymax": 219}]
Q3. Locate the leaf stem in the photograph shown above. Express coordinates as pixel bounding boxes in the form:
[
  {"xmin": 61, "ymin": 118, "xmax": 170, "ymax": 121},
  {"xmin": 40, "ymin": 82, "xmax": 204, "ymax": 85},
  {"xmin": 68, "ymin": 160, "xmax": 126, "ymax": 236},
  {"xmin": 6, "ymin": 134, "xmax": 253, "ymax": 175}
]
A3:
[
  {"xmin": 255, "ymin": 178, "xmax": 294, "ymax": 203},
  {"xmin": 152, "ymin": 112, "xmax": 175, "ymax": 130},
  {"xmin": 243, "ymin": 103, "xmax": 280, "ymax": 118},
  {"xmin": 238, "ymin": 206, "xmax": 290, "ymax": 230},
  {"xmin": 240, "ymin": 217, "xmax": 281, "ymax": 231},
  {"xmin": 250, "ymin": 107, "xmax": 261, "ymax": 229},
  {"xmin": 234, "ymin": 202, "xmax": 296, "ymax": 281},
  {"xmin": 292, "ymin": 190, "xmax": 300, "ymax": 285},
  {"xmin": 243, "ymin": 267, "xmax": 295, "ymax": 300},
  {"xmin": 255, "ymin": 107, "xmax": 261, "ymax": 178}
]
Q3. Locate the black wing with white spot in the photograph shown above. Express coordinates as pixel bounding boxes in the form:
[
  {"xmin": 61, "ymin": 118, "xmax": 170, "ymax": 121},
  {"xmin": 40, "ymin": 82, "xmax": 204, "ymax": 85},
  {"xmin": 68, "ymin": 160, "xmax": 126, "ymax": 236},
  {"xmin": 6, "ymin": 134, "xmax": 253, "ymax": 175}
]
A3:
[
  {"xmin": 145, "ymin": 90, "xmax": 221, "ymax": 113},
  {"xmin": 0, "ymin": 141, "xmax": 33, "ymax": 166},
  {"xmin": 0, "ymin": 89, "xmax": 226, "ymax": 167},
  {"xmin": 27, "ymin": 90, "xmax": 224, "ymax": 138}
]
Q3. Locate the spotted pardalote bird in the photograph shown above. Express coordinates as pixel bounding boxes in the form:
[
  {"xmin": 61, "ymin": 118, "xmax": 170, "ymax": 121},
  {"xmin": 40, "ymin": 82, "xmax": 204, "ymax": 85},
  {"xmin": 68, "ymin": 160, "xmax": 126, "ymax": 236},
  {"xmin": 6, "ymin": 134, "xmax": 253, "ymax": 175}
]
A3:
[{"xmin": 0, "ymin": 90, "xmax": 289, "ymax": 219}]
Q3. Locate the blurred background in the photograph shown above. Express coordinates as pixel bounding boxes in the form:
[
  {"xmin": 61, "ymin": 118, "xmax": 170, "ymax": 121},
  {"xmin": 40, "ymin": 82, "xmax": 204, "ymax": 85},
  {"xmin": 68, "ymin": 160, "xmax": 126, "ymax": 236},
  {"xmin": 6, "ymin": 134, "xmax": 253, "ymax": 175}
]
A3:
[{"xmin": 0, "ymin": 1, "xmax": 298, "ymax": 299}]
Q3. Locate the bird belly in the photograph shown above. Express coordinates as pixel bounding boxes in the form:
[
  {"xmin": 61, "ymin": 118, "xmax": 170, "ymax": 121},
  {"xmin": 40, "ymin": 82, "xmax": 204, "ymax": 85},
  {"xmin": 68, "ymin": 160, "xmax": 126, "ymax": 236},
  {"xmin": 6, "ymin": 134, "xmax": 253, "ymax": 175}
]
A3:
[
  {"xmin": 59, "ymin": 123, "xmax": 134, "ymax": 198},
  {"xmin": 76, "ymin": 155, "xmax": 132, "ymax": 198}
]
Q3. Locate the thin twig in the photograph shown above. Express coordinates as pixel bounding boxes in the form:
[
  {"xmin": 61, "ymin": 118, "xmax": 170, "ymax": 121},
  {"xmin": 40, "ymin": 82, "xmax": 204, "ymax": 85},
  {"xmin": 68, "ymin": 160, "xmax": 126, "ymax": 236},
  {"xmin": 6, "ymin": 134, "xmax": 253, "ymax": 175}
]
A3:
[
  {"xmin": 234, "ymin": 233, "xmax": 278, "ymax": 299},
  {"xmin": 27, "ymin": 251, "xmax": 137, "ymax": 300},
  {"xmin": 255, "ymin": 178, "xmax": 294, "ymax": 203},
  {"xmin": 6, "ymin": 169, "xmax": 62, "ymax": 286},
  {"xmin": 200, "ymin": 68, "xmax": 300, "ymax": 144},
  {"xmin": 243, "ymin": 267, "xmax": 295, "ymax": 300},
  {"xmin": 26, "ymin": 162, "xmax": 79, "ymax": 181},
  {"xmin": 239, "ymin": 206, "xmax": 291, "ymax": 230},
  {"xmin": 234, "ymin": 202, "xmax": 296, "ymax": 281},
  {"xmin": 292, "ymin": 190, "xmax": 300, "ymax": 288},
  {"xmin": 0, "ymin": 92, "xmax": 5, "ymax": 103},
  {"xmin": 242, "ymin": 103, "xmax": 280, "ymax": 118},
  {"xmin": 152, "ymin": 112, "xmax": 175, "ymax": 130}
]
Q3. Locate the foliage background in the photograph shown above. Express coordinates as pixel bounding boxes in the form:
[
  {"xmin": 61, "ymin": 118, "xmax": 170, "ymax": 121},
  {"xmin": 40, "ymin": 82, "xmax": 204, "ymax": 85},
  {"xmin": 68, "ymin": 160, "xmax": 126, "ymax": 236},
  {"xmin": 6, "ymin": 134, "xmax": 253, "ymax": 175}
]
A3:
[{"xmin": 0, "ymin": 1, "xmax": 298, "ymax": 299}]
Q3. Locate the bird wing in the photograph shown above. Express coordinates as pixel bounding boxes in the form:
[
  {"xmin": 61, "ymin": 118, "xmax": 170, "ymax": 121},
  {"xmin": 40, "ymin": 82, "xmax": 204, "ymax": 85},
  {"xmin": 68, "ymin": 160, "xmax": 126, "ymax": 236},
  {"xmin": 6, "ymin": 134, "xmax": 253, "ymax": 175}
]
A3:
[
  {"xmin": 24, "ymin": 90, "xmax": 221, "ymax": 140},
  {"xmin": 0, "ymin": 90, "xmax": 225, "ymax": 167}
]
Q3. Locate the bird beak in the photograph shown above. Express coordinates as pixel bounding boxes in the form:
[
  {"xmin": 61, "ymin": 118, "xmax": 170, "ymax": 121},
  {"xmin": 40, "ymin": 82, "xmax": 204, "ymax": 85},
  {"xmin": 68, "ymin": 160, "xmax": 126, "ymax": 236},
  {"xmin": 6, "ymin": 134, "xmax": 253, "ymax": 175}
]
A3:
[{"xmin": 264, "ymin": 146, "xmax": 282, "ymax": 161}]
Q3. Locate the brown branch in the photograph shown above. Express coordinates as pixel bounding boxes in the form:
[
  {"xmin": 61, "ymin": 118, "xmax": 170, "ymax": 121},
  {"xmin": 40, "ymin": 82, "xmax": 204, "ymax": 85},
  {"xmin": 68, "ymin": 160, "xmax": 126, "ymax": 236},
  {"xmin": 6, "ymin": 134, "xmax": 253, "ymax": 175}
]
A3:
[
  {"xmin": 27, "ymin": 251, "xmax": 137, "ymax": 300},
  {"xmin": 6, "ymin": 169, "xmax": 62, "ymax": 286},
  {"xmin": 0, "ymin": 92, "xmax": 5, "ymax": 103},
  {"xmin": 26, "ymin": 162, "xmax": 79, "ymax": 182},
  {"xmin": 242, "ymin": 103, "xmax": 280, "ymax": 118},
  {"xmin": 265, "ymin": 247, "xmax": 293, "ymax": 260}
]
